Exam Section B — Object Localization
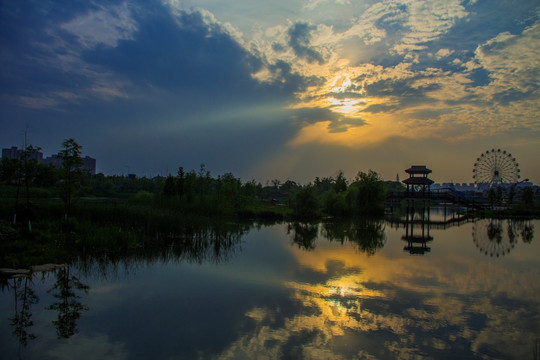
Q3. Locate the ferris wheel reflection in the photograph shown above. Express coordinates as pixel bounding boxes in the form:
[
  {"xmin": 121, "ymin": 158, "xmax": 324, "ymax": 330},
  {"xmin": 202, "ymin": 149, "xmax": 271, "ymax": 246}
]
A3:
[{"xmin": 472, "ymin": 219, "xmax": 534, "ymax": 257}]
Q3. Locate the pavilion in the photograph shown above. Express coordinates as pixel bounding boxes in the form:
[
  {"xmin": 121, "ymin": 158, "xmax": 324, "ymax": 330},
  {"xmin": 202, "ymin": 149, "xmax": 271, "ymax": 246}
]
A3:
[{"xmin": 402, "ymin": 165, "xmax": 434, "ymax": 197}]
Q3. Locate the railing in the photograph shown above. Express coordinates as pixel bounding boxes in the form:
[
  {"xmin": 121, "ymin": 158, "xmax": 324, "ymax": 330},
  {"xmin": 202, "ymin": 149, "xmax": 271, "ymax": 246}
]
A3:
[{"xmin": 386, "ymin": 189, "xmax": 488, "ymax": 209}]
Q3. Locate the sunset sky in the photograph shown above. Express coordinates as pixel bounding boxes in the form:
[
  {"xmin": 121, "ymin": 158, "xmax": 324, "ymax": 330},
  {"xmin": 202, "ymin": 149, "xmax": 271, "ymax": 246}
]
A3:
[{"xmin": 1, "ymin": 0, "xmax": 539, "ymax": 184}]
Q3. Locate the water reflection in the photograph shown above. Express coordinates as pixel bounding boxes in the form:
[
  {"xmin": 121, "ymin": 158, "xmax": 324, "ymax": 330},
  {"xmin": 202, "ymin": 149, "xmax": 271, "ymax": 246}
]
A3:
[
  {"xmin": 1, "ymin": 218, "xmax": 538, "ymax": 359},
  {"xmin": 287, "ymin": 222, "xmax": 318, "ymax": 251},
  {"xmin": 322, "ymin": 219, "xmax": 386, "ymax": 256},
  {"xmin": 473, "ymin": 219, "xmax": 536, "ymax": 257},
  {"xmin": 0, "ymin": 221, "xmax": 249, "ymax": 358},
  {"xmin": 286, "ymin": 219, "xmax": 386, "ymax": 255},
  {"xmin": 400, "ymin": 207, "xmax": 433, "ymax": 255},
  {"xmin": 47, "ymin": 267, "xmax": 89, "ymax": 339},
  {"xmin": 75, "ymin": 220, "xmax": 249, "ymax": 279},
  {"xmin": 266, "ymin": 219, "xmax": 540, "ymax": 359},
  {"xmin": 8, "ymin": 277, "xmax": 38, "ymax": 351}
]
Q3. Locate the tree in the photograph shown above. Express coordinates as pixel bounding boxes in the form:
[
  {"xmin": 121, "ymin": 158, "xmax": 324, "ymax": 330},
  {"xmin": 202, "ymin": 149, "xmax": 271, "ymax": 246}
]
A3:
[
  {"xmin": 176, "ymin": 167, "xmax": 185, "ymax": 198},
  {"xmin": 487, "ymin": 188, "xmax": 496, "ymax": 207},
  {"xmin": 10, "ymin": 144, "xmax": 40, "ymax": 226},
  {"xmin": 334, "ymin": 170, "xmax": 348, "ymax": 193},
  {"xmin": 507, "ymin": 185, "xmax": 516, "ymax": 205},
  {"xmin": 496, "ymin": 186, "xmax": 503, "ymax": 205},
  {"xmin": 59, "ymin": 139, "xmax": 84, "ymax": 219},
  {"xmin": 34, "ymin": 163, "xmax": 58, "ymax": 187},
  {"xmin": 162, "ymin": 175, "xmax": 176, "ymax": 197},
  {"xmin": 0, "ymin": 157, "xmax": 19, "ymax": 184},
  {"xmin": 348, "ymin": 170, "xmax": 385, "ymax": 215},
  {"xmin": 520, "ymin": 187, "xmax": 534, "ymax": 207},
  {"xmin": 292, "ymin": 185, "xmax": 320, "ymax": 218},
  {"xmin": 21, "ymin": 145, "xmax": 41, "ymax": 221}
]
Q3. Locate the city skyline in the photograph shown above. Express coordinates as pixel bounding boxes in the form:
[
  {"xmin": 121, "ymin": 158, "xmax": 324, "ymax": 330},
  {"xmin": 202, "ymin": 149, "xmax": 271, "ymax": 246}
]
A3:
[
  {"xmin": 1, "ymin": 145, "xmax": 97, "ymax": 175},
  {"xmin": 1, "ymin": 1, "xmax": 539, "ymax": 184}
]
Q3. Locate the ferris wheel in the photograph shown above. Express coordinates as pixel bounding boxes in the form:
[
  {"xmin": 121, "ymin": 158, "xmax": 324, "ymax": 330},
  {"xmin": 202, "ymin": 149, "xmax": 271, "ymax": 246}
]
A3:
[{"xmin": 472, "ymin": 149, "xmax": 520, "ymax": 186}]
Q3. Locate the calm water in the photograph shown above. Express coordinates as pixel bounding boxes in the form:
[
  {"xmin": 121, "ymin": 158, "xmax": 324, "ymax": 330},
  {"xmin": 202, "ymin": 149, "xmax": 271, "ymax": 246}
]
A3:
[{"xmin": 1, "ymin": 217, "xmax": 539, "ymax": 359}]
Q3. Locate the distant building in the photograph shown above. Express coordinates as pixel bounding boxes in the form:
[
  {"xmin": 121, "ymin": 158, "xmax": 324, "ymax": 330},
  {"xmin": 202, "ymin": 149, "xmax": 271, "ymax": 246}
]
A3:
[
  {"xmin": 82, "ymin": 156, "xmax": 97, "ymax": 174},
  {"xmin": 2, "ymin": 147, "xmax": 21, "ymax": 159},
  {"xmin": 1, "ymin": 146, "xmax": 96, "ymax": 174}
]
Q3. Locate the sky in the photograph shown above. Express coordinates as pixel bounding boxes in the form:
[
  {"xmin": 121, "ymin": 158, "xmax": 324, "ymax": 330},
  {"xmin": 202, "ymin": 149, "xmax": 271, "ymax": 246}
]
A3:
[{"xmin": 1, "ymin": 0, "xmax": 539, "ymax": 184}]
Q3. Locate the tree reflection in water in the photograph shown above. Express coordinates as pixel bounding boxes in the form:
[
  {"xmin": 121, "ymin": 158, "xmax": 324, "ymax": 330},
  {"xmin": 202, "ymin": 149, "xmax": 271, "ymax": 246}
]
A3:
[
  {"xmin": 286, "ymin": 219, "xmax": 386, "ymax": 255},
  {"xmin": 74, "ymin": 220, "xmax": 250, "ymax": 279},
  {"xmin": 321, "ymin": 219, "xmax": 386, "ymax": 256},
  {"xmin": 287, "ymin": 222, "xmax": 318, "ymax": 250},
  {"xmin": 47, "ymin": 266, "xmax": 89, "ymax": 339},
  {"xmin": 8, "ymin": 277, "xmax": 38, "ymax": 352}
]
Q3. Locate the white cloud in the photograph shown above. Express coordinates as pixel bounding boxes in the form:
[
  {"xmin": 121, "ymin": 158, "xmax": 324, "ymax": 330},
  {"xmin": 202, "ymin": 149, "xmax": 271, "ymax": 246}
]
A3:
[
  {"xmin": 475, "ymin": 22, "xmax": 540, "ymax": 97},
  {"xmin": 303, "ymin": 0, "xmax": 351, "ymax": 11},
  {"xmin": 391, "ymin": 0, "xmax": 468, "ymax": 54},
  {"xmin": 435, "ymin": 48, "xmax": 454, "ymax": 59},
  {"xmin": 60, "ymin": 3, "xmax": 137, "ymax": 49}
]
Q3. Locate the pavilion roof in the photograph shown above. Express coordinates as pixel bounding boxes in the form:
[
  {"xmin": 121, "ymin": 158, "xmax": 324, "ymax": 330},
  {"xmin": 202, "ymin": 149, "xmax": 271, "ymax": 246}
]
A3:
[
  {"xmin": 402, "ymin": 177, "xmax": 434, "ymax": 185},
  {"xmin": 405, "ymin": 165, "xmax": 432, "ymax": 174}
]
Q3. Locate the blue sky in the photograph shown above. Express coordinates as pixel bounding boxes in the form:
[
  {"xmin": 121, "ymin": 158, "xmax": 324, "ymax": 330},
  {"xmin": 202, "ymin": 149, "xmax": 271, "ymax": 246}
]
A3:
[{"xmin": 1, "ymin": 0, "xmax": 539, "ymax": 183}]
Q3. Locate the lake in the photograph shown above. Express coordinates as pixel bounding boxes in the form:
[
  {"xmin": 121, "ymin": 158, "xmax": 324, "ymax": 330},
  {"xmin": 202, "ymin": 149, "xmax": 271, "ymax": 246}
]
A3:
[{"xmin": 1, "ymin": 216, "xmax": 539, "ymax": 359}]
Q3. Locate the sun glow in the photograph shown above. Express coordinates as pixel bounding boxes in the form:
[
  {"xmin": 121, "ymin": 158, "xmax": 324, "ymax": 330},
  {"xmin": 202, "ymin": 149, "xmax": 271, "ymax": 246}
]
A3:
[
  {"xmin": 328, "ymin": 97, "xmax": 365, "ymax": 116},
  {"xmin": 330, "ymin": 76, "xmax": 353, "ymax": 93}
]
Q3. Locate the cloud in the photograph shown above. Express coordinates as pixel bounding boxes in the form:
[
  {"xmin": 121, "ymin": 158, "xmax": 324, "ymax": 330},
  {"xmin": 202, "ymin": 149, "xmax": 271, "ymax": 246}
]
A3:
[
  {"xmin": 60, "ymin": 3, "xmax": 137, "ymax": 48},
  {"xmin": 474, "ymin": 22, "xmax": 540, "ymax": 104},
  {"xmin": 287, "ymin": 22, "xmax": 326, "ymax": 64},
  {"xmin": 1, "ymin": 0, "xmax": 539, "ymax": 182},
  {"xmin": 82, "ymin": 8, "xmax": 261, "ymax": 94},
  {"xmin": 0, "ymin": 1, "xmax": 137, "ymax": 108},
  {"xmin": 390, "ymin": 0, "xmax": 468, "ymax": 55}
]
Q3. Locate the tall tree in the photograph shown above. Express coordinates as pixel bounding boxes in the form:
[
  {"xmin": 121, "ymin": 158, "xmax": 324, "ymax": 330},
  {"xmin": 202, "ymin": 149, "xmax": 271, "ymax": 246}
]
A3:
[
  {"xmin": 162, "ymin": 175, "xmax": 176, "ymax": 197},
  {"xmin": 176, "ymin": 167, "xmax": 185, "ymax": 198},
  {"xmin": 334, "ymin": 170, "xmax": 348, "ymax": 193},
  {"xmin": 59, "ymin": 139, "xmax": 83, "ymax": 219}
]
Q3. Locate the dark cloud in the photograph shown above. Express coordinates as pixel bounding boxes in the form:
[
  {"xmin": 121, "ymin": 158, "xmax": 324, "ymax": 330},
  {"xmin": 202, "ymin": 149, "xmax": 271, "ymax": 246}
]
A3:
[
  {"xmin": 374, "ymin": 3, "xmax": 408, "ymax": 34},
  {"xmin": 466, "ymin": 67, "xmax": 492, "ymax": 87},
  {"xmin": 362, "ymin": 78, "xmax": 440, "ymax": 112},
  {"xmin": 287, "ymin": 22, "xmax": 325, "ymax": 64},
  {"xmin": 492, "ymin": 88, "xmax": 537, "ymax": 106},
  {"xmin": 0, "ymin": 1, "xmax": 320, "ymax": 112},
  {"xmin": 266, "ymin": 60, "xmax": 325, "ymax": 95},
  {"xmin": 326, "ymin": 118, "xmax": 366, "ymax": 133},
  {"xmin": 0, "ymin": 1, "xmax": 316, "ymax": 176},
  {"xmin": 0, "ymin": 1, "xmax": 99, "ymax": 98},
  {"xmin": 290, "ymin": 107, "xmax": 343, "ymax": 124},
  {"xmin": 289, "ymin": 107, "xmax": 365, "ymax": 134},
  {"xmin": 82, "ymin": 8, "xmax": 262, "ymax": 98}
]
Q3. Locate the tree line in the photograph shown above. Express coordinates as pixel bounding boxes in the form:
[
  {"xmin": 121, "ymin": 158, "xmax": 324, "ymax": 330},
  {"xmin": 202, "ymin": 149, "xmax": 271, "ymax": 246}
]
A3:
[
  {"xmin": 158, "ymin": 167, "xmax": 397, "ymax": 218},
  {"xmin": 1, "ymin": 139, "xmax": 400, "ymax": 222}
]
